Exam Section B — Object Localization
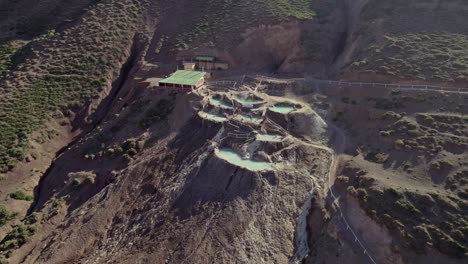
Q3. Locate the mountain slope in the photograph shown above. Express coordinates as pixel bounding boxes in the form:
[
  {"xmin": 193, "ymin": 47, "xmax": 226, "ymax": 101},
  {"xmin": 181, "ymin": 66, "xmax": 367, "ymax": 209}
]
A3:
[
  {"xmin": 338, "ymin": 0, "xmax": 468, "ymax": 86},
  {"xmin": 0, "ymin": 0, "xmax": 467, "ymax": 263}
]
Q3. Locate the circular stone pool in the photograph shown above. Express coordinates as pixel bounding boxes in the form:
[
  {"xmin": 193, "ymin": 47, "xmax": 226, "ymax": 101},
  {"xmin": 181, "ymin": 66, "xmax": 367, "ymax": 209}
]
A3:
[
  {"xmin": 215, "ymin": 148, "xmax": 273, "ymax": 171},
  {"xmin": 269, "ymin": 105, "xmax": 298, "ymax": 114},
  {"xmin": 198, "ymin": 111, "xmax": 227, "ymax": 123}
]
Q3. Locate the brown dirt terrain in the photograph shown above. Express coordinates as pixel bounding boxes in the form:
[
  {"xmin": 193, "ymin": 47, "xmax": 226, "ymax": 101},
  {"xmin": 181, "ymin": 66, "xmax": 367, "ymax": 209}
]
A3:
[
  {"xmin": 280, "ymin": 81, "xmax": 468, "ymax": 263},
  {"xmin": 338, "ymin": 0, "xmax": 468, "ymax": 86},
  {"xmin": 5, "ymin": 81, "xmax": 335, "ymax": 263},
  {"xmin": 0, "ymin": 0, "xmax": 467, "ymax": 263}
]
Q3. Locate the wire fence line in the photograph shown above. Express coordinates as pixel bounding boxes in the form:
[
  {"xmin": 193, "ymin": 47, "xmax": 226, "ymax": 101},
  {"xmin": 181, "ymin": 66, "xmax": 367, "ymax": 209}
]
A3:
[
  {"xmin": 326, "ymin": 123, "xmax": 378, "ymax": 264},
  {"xmin": 207, "ymin": 75, "xmax": 379, "ymax": 263},
  {"xmin": 264, "ymin": 118, "xmax": 288, "ymax": 135},
  {"xmin": 328, "ymin": 179, "xmax": 378, "ymax": 264},
  {"xmin": 305, "ymin": 78, "xmax": 468, "ymax": 94},
  {"xmin": 251, "ymin": 75, "xmax": 468, "ymax": 94},
  {"xmin": 255, "ymin": 74, "xmax": 306, "ymax": 82},
  {"xmin": 206, "ymin": 80, "xmax": 238, "ymax": 87}
]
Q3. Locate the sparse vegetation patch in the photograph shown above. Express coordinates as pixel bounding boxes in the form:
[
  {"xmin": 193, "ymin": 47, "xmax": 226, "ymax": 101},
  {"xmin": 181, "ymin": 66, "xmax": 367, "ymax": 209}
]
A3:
[
  {"xmin": 9, "ymin": 191, "xmax": 33, "ymax": 201},
  {"xmin": 0, "ymin": 206, "xmax": 16, "ymax": 227},
  {"xmin": 0, "ymin": 223, "xmax": 36, "ymax": 259},
  {"xmin": 351, "ymin": 33, "xmax": 468, "ymax": 83},
  {"xmin": 140, "ymin": 98, "xmax": 175, "ymax": 128},
  {"xmin": 0, "ymin": 0, "xmax": 148, "ymax": 172},
  {"xmin": 346, "ymin": 175, "xmax": 467, "ymax": 257},
  {"xmin": 173, "ymin": 0, "xmax": 316, "ymax": 50}
]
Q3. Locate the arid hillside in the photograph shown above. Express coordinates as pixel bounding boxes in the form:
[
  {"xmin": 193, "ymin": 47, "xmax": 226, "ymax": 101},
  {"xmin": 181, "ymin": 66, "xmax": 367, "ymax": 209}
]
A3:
[
  {"xmin": 338, "ymin": 0, "xmax": 468, "ymax": 86},
  {"xmin": 0, "ymin": 0, "xmax": 467, "ymax": 263}
]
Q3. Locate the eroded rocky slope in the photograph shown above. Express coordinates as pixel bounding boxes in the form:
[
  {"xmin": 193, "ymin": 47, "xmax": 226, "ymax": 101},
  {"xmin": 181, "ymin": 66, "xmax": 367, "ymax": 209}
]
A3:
[
  {"xmin": 0, "ymin": 1, "xmax": 467, "ymax": 263},
  {"xmin": 6, "ymin": 81, "xmax": 333, "ymax": 263}
]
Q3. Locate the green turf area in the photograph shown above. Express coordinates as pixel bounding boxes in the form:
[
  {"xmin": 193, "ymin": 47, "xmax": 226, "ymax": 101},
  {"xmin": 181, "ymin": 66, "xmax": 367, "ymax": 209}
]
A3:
[{"xmin": 159, "ymin": 70, "xmax": 206, "ymax": 86}]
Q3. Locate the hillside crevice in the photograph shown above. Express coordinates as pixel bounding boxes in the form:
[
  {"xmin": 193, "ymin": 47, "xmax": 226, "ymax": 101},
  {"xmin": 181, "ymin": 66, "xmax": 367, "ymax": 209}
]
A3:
[
  {"xmin": 29, "ymin": 34, "xmax": 148, "ymax": 213},
  {"xmin": 330, "ymin": 0, "xmax": 368, "ymax": 75}
]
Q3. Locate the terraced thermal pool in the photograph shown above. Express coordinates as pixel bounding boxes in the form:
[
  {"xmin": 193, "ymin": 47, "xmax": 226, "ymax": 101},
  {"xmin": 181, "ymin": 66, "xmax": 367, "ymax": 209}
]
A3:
[
  {"xmin": 237, "ymin": 114, "xmax": 263, "ymax": 124},
  {"xmin": 215, "ymin": 148, "xmax": 273, "ymax": 171},
  {"xmin": 210, "ymin": 98, "xmax": 233, "ymax": 109},
  {"xmin": 235, "ymin": 95, "xmax": 264, "ymax": 106},
  {"xmin": 269, "ymin": 105, "xmax": 296, "ymax": 114},
  {"xmin": 256, "ymin": 134, "xmax": 284, "ymax": 142},
  {"xmin": 198, "ymin": 111, "xmax": 227, "ymax": 122}
]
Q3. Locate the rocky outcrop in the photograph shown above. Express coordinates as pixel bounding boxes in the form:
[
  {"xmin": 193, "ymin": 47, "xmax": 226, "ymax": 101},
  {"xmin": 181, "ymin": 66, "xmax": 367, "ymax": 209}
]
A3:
[{"xmin": 21, "ymin": 107, "xmax": 331, "ymax": 263}]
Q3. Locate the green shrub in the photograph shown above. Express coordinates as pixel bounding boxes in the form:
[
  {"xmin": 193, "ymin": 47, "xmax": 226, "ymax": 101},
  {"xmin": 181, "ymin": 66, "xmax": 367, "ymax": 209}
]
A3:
[
  {"xmin": 106, "ymin": 148, "xmax": 115, "ymax": 155},
  {"xmin": 366, "ymin": 152, "xmax": 388, "ymax": 163},
  {"xmin": 394, "ymin": 199, "xmax": 421, "ymax": 216},
  {"xmin": 50, "ymin": 198, "xmax": 62, "ymax": 211},
  {"xmin": 431, "ymin": 160, "xmax": 455, "ymax": 171},
  {"xmin": 68, "ymin": 171, "xmax": 96, "ymax": 185},
  {"xmin": 407, "ymin": 129, "xmax": 422, "ymax": 137},
  {"xmin": 394, "ymin": 139, "xmax": 405, "ymax": 149},
  {"xmin": 347, "ymin": 186, "xmax": 358, "ymax": 197},
  {"xmin": 382, "ymin": 111, "xmax": 401, "ymax": 119},
  {"xmin": 357, "ymin": 188, "xmax": 368, "ymax": 202},
  {"xmin": 384, "ymin": 188, "xmax": 403, "ymax": 199},
  {"xmin": 427, "ymin": 225, "xmax": 467, "ymax": 258},
  {"xmin": 381, "ymin": 213, "xmax": 394, "ymax": 227},
  {"xmin": 379, "ymin": 130, "xmax": 392, "ymax": 137},
  {"xmin": 413, "ymin": 225, "xmax": 431, "ymax": 242},
  {"xmin": 336, "ymin": 176, "xmax": 349, "ymax": 185},
  {"xmin": 84, "ymin": 154, "xmax": 96, "ymax": 160},
  {"xmin": 123, "ymin": 154, "xmax": 132, "ymax": 162},
  {"xmin": 22, "ymin": 213, "xmax": 38, "ymax": 225},
  {"xmin": 72, "ymin": 178, "xmax": 82, "ymax": 189},
  {"xmin": 85, "ymin": 175, "xmax": 95, "ymax": 184},
  {"xmin": 392, "ymin": 219, "xmax": 405, "ymax": 229},
  {"xmin": 9, "ymin": 191, "xmax": 33, "ymax": 201},
  {"xmin": 122, "ymin": 139, "xmax": 137, "ymax": 152},
  {"xmin": 0, "ymin": 224, "xmax": 35, "ymax": 252},
  {"xmin": 0, "ymin": 206, "xmax": 16, "ymax": 226},
  {"xmin": 126, "ymin": 148, "xmax": 138, "ymax": 157}
]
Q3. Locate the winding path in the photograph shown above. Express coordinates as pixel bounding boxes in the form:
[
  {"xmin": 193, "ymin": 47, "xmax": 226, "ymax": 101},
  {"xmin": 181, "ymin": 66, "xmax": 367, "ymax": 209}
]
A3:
[
  {"xmin": 205, "ymin": 76, "xmax": 391, "ymax": 263},
  {"xmin": 325, "ymin": 120, "xmax": 378, "ymax": 264}
]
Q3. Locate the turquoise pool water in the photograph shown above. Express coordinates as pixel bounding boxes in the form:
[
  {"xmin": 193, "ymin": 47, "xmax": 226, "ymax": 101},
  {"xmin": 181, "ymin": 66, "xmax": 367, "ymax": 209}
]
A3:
[
  {"xmin": 256, "ymin": 134, "xmax": 284, "ymax": 142},
  {"xmin": 210, "ymin": 98, "xmax": 233, "ymax": 109},
  {"xmin": 199, "ymin": 111, "xmax": 227, "ymax": 122},
  {"xmin": 238, "ymin": 114, "xmax": 263, "ymax": 124},
  {"xmin": 269, "ymin": 105, "xmax": 296, "ymax": 114},
  {"xmin": 216, "ymin": 148, "xmax": 273, "ymax": 171},
  {"xmin": 235, "ymin": 95, "xmax": 264, "ymax": 106}
]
